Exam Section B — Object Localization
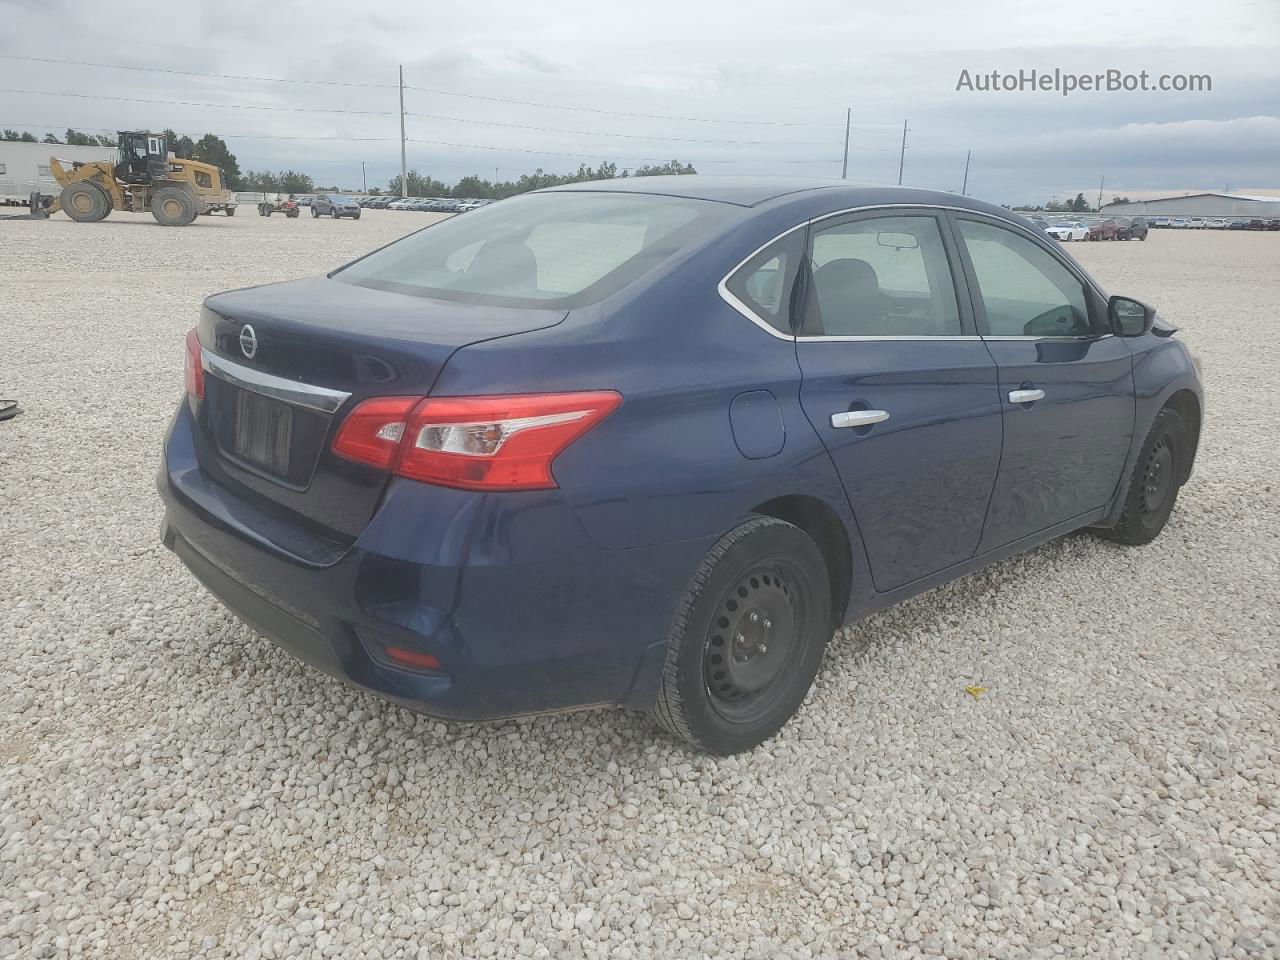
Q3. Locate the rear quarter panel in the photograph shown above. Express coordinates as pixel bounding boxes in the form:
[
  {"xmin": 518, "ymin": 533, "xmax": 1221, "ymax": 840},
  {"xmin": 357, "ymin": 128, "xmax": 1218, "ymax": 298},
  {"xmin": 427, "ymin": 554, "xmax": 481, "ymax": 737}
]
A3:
[{"xmin": 428, "ymin": 209, "xmax": 858, "ymax": 555}]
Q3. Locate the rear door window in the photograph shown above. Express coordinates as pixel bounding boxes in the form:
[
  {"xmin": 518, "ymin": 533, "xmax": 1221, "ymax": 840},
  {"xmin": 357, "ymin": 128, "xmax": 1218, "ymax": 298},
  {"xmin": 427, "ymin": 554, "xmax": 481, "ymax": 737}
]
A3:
[{"xmin": 802, "ymin": 214, "xmax": 962, "ymax": 337}]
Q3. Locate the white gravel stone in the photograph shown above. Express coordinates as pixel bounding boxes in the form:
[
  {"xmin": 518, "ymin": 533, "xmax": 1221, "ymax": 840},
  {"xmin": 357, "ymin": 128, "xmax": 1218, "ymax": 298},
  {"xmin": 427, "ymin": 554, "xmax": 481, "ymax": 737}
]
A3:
[{"xmin": 1, "ymin": 212, "xmax": 1277, "ymax": 959}]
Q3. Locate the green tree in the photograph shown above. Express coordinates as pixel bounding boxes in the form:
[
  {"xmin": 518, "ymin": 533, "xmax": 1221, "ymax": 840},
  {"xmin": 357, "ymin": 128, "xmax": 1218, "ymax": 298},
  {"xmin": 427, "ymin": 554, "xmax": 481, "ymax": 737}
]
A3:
[
  {"xmin": 279, "ymin": 170, "xmax": 314, "ymax": 193},
  {"xmin": 632, "ymin": 159, "xmax": 697, "ymax": 177},
  {"xmin": 162, "ymin": 129, "xmax": 197, "ymax": 159},
  {"xmin": 2, "ymin": 129, "xmax": 20, "ymax": 141},
  {"xmin": 387, "ymin": 170, "xmax": 448, "ymax": 196},
  {"xmin": 20, "ymin": 131, "xmax": 37, "ymax": 142},
  {"xmin": 43, "ymin": 133, "xmax": 60, "ymax": 144}
]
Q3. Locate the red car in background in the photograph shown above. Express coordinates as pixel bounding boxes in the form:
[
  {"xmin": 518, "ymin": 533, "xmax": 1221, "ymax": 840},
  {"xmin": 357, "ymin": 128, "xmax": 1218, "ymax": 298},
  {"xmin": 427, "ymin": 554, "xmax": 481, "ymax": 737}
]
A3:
[{"xmin": 1087, "ymin": 219, "xmax": 1119, "ymax": 240}]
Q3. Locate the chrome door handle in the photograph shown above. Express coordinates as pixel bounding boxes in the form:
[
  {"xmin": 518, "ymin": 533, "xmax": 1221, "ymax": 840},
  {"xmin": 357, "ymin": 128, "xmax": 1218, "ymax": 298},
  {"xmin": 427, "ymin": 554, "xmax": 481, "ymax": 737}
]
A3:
[
  {"xmin": 831, "ymin": 409, "xmax": 890, "ymax": 429},
  {"xmin": 1008, "ymin": 389, "xmax": 1045, "ymax": 404}
]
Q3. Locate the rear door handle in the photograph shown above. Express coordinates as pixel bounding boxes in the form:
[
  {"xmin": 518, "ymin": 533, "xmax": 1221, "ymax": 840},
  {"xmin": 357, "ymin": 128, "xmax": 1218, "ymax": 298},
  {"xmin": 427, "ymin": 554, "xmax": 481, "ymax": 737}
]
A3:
[
  {"xmin": 1008, "ymin": 389, "xmax": 1045, "ymax": 404},
  {"xmin": 831, "ymin": 409, "xmax": 890, "ymax": 429}
]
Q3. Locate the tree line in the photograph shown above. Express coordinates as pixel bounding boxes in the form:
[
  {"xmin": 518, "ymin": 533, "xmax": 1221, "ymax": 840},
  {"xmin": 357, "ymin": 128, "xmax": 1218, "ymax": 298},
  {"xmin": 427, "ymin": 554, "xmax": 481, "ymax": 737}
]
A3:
[
  {"xmin": 4, "ymin": 128, "xmax": 698, "ymax": 198},
  {"xmin": 3, "ymin": 128, "xmax": 116, "ymax": 146},
  {"xmin": 385, "ymin": 159, "xmax": 698, "ymax": 200}
]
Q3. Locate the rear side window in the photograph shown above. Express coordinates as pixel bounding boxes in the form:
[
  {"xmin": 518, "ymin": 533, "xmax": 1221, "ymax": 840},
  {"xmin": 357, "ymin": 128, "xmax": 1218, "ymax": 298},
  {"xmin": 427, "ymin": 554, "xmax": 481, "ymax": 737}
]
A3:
[
  {"xmin": 956, "ymin": 219, "xmax": 1091, "ymax": 337},
  {"xmin": 803, "ymin": 215, "xmax": 961, "ymax": 337},
  {"xmin": 723, "ymin": 230, "xmax": 806, "ymax": 334},
  {"xmin": 336, "ymin": 193, "xmax": 734, "ymax": 309}
]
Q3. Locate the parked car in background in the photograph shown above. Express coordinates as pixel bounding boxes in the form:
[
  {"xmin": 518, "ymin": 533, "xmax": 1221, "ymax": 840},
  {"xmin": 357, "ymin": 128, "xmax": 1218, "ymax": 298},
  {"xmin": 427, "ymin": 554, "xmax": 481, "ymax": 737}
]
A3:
[
  {"xmin": 1267, "ymin": 220, "xmax": 1280, "ymax": 231},
  {"xmin": 1187, "ymin": 218, "xmax": 1206, "ymax": 229},
  {"xmin": 1047, "ymin": 221, "xmax": 1089, "ymax": 242},
  {"xmin": 1116, "ymin": 217, "xmax": 1148, "ymax": 240},
  {"xmin": 1087, "ymin": 219, "xmax": 1119, "ymax": 240},
  {"xmin": 1169, "ymin": 218, "xmax": 1189, "ymax": 229},
  {"xmin": 161, "ymin": 179, "xmax": 1203, "ymax": 754},
  {"xmin": 1026, "ymin": 216, "xmax": 1052, "ymax": 235},
  {"xmin": 1246, "ymin": 218, "xmax": 1267, "ymax": 230},
  {"xmin": 1151, "ymin": 217, "xmax": 1170, "ymax": 228},
  {"xmin": 296, "ymin": 197, "xmax": 313, "ymax": 207},
  {"xmin": 312, "ymin": 195, "xmax": 362, "ymax": 219},
  {"xmin": 1227, "ymin": 219, "xmax": 1248, "ymax": 230}
]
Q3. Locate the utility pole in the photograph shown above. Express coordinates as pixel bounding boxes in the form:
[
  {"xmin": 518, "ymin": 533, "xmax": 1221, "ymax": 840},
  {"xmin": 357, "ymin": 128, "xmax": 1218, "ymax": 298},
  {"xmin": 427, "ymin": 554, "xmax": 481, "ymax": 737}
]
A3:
[
  {"xmin": 398, "ymin": 65, "xmax": 408, "ymax": 199},
  {"xmin": 361, "ymin": 161, "xmax": 367, "ymax": 194},
  {"xmin": 841, "ymin": 108, "xmax": 851, "ymax": 180},
  {"xmin": 1096, "ymin": 174, "xmax": 1105, "ymax": 212},
  {"xmin": 961, "ymin": 149, "xmax": 971, "ymax": 195},
  {"xmin": 897, "ymin": 119, "xmax": 909, "ymax": 186}
]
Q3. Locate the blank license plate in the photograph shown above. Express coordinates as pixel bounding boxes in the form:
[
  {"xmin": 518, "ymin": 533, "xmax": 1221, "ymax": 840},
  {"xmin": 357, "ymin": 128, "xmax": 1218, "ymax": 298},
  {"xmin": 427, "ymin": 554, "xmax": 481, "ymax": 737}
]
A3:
[{"xmin": 232, "ymin": 390, "xmax": 293, "ymax": 476}]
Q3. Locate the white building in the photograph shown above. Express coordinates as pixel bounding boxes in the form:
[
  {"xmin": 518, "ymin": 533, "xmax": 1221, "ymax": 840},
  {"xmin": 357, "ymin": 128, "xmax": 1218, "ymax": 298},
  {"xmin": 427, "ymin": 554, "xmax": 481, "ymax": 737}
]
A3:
[
  {"xmin": 1100, "ymin": 192, "xmax": 1280, "ymax": 220},
  {"xmin": 0, "ymin": 140, "xmax": 117, "ymax": 203}
]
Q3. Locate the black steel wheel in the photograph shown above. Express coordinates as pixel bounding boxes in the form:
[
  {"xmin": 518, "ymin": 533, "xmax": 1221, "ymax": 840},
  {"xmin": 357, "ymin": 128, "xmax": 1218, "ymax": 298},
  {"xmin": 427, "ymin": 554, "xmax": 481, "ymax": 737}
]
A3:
[
  {"xmin": 655, "ymin": 516, "xmax": 832, "ymax": 754},
  {"xmin": 1097, "ymin": 407, "xmax": 1187, "ymax": 546}
]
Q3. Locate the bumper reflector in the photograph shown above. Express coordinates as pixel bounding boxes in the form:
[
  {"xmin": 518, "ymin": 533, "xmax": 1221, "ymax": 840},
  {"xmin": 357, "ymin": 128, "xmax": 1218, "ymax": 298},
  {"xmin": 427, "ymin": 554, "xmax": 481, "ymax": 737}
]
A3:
[{"xmin": 384, "ymin": 646, "xmax": 442, "ymax": 670}]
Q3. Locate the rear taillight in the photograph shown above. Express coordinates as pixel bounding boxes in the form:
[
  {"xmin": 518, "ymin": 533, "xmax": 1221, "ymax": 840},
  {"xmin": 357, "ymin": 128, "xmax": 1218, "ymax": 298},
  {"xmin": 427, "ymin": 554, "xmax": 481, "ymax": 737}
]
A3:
[
  {"xmin": 332, "ymin": 391, "xmax": 622, "ymax": 491},
  {"xmin": 184, "ymin": 328, "xmax": 204, "ymax": 398},
  {"xmin": 331, "ymin": 396, "xmax": 418, "ymax": 469}
]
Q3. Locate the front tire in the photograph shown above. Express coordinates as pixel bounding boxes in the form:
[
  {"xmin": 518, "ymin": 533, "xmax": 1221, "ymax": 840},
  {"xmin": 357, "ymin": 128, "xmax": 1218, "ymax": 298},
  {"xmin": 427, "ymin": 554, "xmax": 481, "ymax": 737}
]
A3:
[
  {"xmin": 654, "ymin": 516, "xmax": 832, "ymax": 754},
  {"xmin": 151, "ymin": 186, "xmax": 197, "ymax": 226},
  {"xmin": 1097, "ymin": 408, "xmax": 1187, "ymax": 546},
  {"xmin": 60, "ymin": 180, "xmax": 111, "ymax": 222}
]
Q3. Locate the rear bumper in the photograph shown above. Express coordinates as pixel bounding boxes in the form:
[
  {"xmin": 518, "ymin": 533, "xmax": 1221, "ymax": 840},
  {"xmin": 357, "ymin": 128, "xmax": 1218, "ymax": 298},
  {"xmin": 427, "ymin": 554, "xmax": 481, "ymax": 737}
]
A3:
[{"xmin": 159, "ymin": 402, "xmax": 709, "ymax": 720}]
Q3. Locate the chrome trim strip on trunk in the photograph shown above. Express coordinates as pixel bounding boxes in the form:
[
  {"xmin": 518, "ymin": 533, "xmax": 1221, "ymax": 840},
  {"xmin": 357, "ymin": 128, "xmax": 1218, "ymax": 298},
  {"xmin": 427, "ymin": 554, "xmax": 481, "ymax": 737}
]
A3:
[{"xmin": 201, "ymin": 349, "xmax": 352, "ymax": 414}]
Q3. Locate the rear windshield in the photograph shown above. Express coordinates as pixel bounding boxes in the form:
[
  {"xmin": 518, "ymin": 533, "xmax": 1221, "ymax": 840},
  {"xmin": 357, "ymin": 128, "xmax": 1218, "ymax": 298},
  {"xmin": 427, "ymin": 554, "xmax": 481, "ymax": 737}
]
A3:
[{"xmin": 333, "ymin": 191, "xmax": 734, "ymax": 308}]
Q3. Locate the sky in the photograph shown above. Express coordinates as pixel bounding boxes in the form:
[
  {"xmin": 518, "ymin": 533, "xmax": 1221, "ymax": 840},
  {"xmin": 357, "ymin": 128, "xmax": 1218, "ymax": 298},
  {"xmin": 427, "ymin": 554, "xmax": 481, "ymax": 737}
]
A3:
[{"xmin": 2, "ymin": 0, "xmax": 1277, "ymax": 204}]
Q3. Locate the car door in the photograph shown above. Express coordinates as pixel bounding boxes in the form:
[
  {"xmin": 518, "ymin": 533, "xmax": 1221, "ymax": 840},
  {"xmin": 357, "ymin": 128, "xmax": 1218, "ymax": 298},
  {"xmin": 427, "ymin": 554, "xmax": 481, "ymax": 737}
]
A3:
[
  {"xmin": 794, "ymin": 210, "xmax": 1003, "ymax": 592},
  {"xmin": 948, "ymin": 214, "xmax": 1136, "ymax": 552}
]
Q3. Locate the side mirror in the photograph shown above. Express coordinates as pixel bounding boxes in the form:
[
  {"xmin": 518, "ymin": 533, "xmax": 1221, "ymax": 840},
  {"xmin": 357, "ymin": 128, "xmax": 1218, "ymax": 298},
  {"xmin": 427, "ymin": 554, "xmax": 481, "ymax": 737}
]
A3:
[{"xmin": 1108, "ymin": 296, "xmax": 1155, "ymax": 337}]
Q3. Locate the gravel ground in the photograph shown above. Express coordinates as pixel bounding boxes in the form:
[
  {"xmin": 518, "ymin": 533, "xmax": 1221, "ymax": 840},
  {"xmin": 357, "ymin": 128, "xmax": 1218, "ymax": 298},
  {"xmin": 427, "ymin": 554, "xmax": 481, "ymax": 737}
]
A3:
[{"xmin": 1, "ymin": 211, "xmax": 1277, "ymax": 960}]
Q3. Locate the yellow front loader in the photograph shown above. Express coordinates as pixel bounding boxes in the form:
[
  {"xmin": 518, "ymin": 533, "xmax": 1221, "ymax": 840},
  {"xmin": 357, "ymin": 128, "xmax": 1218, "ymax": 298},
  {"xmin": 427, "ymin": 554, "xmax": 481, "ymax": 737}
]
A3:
[{"xmin": 30, "ymin": 131, "xmax": 237, "ymax": 226}]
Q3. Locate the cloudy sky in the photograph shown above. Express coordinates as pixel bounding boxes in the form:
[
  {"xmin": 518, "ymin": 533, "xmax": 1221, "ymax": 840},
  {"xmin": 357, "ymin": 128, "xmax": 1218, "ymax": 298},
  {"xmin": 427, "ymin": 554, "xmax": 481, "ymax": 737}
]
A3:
[{"xmin": 2, "ymin": 0, "xmax": 1277, "ymax": 203}]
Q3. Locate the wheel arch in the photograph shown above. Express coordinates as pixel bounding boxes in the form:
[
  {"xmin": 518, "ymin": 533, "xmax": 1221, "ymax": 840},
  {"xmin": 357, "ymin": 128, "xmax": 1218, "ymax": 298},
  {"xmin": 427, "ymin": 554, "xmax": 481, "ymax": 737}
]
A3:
[
  {"xmin": 749, "ymin": 494, "xmax": 853, "ymax": 629},
  {"xmin": 1162, "ymin": 388, "xmax": 1201, "ymax": 483}
]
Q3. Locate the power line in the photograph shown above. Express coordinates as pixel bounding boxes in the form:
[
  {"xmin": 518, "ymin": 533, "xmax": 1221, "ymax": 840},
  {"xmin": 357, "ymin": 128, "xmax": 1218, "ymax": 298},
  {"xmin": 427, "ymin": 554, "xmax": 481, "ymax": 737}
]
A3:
[
  {"xmin": 0, "ymin": 53, "xmax": 871, "ymax": 130},
  {"xmin": 405, "ymin": 111, "xmax": 842, "ymax": 146},
  {"xmin": 405, "ymin": 84, "xmax": 842, "ymax": 128},
  {"xmin": 0, "ymin": 88, "xmax": 396, "ymax": 115},
  {"xmin": 404, "ymin": 136, "xmax": 836, "ymax": 165},
  {"xmin": 0, "ymin": 54, "xmax": 396, "ymax": 88}
]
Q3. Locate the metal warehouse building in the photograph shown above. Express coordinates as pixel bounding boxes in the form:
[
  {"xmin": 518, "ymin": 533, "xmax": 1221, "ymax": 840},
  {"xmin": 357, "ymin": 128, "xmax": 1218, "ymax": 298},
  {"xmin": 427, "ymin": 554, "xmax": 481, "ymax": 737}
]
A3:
[
  {"xmin": 1100, "ymin": 192, "xmax": 1280, "ymax": 219},
  {"xmin": 0, "ymin": 141, "xmax": 116, "ymax": 203}
]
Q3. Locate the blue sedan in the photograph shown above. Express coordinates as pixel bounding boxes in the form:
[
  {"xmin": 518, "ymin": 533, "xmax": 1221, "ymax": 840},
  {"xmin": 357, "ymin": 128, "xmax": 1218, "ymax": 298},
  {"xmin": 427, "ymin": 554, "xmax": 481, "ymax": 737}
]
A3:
[{"xmin": 159, "ymin": 178, "xmax": 1203, "ymax": 754}]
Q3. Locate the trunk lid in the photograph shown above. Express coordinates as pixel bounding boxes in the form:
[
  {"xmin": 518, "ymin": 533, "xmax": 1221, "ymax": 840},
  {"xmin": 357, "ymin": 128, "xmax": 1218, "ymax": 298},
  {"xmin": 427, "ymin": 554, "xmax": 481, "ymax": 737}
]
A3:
[{"xmin": 193, "ymin": 276, "xmax": 565, "ymax": 544}]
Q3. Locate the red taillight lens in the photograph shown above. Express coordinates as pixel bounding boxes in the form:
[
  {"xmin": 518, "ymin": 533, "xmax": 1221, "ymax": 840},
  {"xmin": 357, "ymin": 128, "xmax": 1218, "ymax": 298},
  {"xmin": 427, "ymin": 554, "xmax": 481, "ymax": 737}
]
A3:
[
  {"xmin": 383, "ymin": 646, "xmax": 442, "ymax": 670},
  {"xmin": 184, "ymin": 328, "xmax": 204, "ymax": 398},
  {"xmin": 332, "ymin": 396, "xmax": 419, "ymax": 469},
  {"xmin": 332, "ymin": 391, "xmax": 622, "ymax": 490}
]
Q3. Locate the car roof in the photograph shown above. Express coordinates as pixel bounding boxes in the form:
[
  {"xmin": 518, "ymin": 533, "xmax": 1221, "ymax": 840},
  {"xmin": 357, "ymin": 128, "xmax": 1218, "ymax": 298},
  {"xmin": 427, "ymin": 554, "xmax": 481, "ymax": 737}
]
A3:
[{"xmin": 538, "ymin": 175, "xmax": 1022, "ymax": 220}]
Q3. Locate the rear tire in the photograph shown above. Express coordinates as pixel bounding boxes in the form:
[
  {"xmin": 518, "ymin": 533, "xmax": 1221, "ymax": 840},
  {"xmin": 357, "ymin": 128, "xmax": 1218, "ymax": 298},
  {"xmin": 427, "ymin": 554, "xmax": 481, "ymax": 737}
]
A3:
[
  {"xmin": 1097, "ymin": 408, "xmax": 1187, "ymax": 546},
  {"xmin": 60, "ymin": 180, "xmax": 110, "ymax": 222},
  {"xmin": 654, "ymin": 516, "xmax": 832, "ymax": 754},
  {"xmin": 331, "ymin": 208, "xmax": 338, "ymax": 219},
  {"xmin": 226, "ymin": 206, "xmax": 236, "ymax": 217},
  {"xmin": 151, "ymin": 186, "xmax": 196, "ymax": 226},
  {"xmin": 311, "ymin": 206, "xmax": 320, "ymax": 218}
]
